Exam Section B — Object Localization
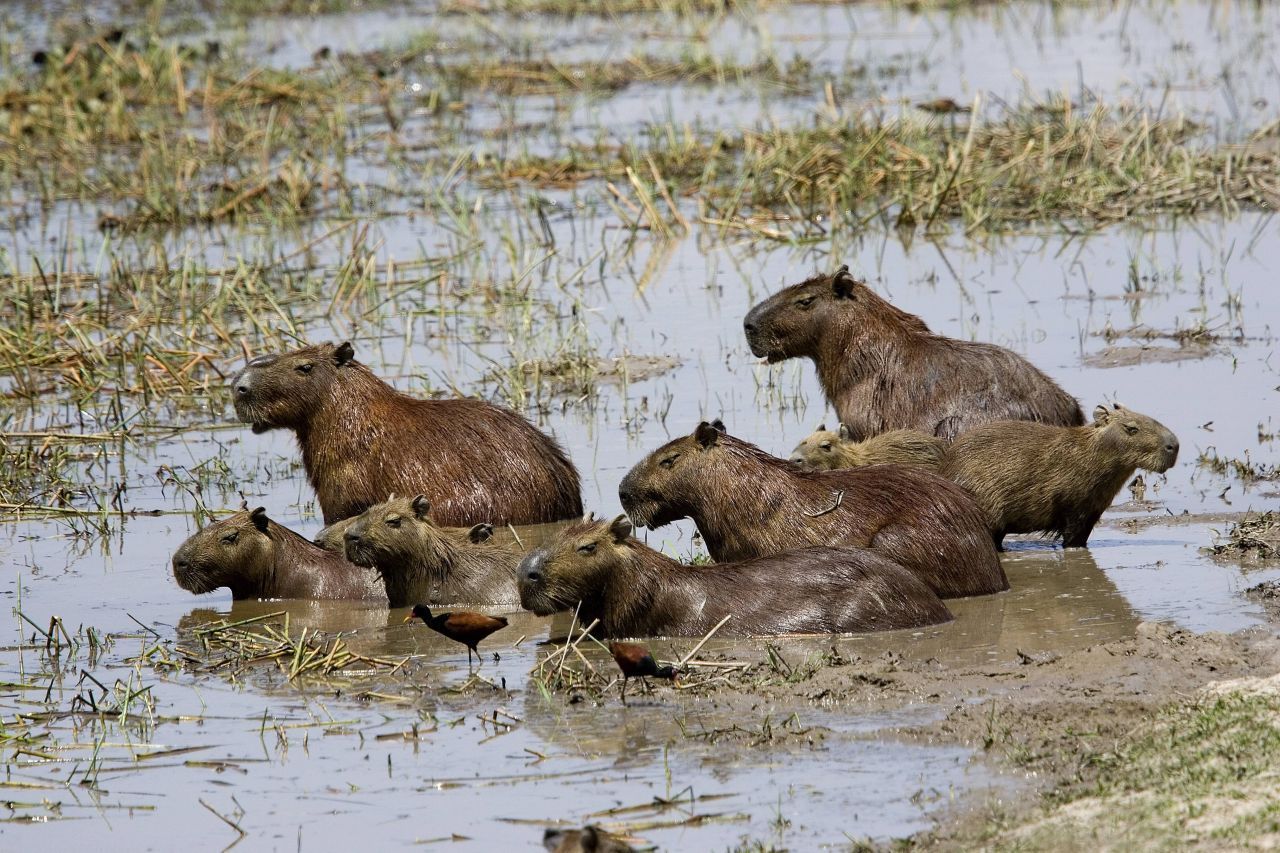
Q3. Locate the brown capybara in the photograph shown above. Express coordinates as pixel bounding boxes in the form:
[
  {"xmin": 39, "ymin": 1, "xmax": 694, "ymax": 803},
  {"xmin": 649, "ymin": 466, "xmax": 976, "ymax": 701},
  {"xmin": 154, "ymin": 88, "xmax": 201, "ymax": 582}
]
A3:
[
  {"xmin": 171, "ymin": 507, "xmax": 385, "ymax": 601},
  {"xmin": 342, "ymin": 495, "xmax": 520, "ymax": 608},
  {"xmin": 517, "ymin": 516, "xmax": 952, "ymax": 637},
  {"xmin": 543, "ymin": 825, "xmax": 636, "ymax": 853},
  {"xmin": 789, "ymin": 424, "xmax": 946, "ymax": 471},
  {"xmin": 230, "ymin": 341, "xmax": 582, "ymax": 526},
  {"xmin": 313, "ymin": 510, "xmax": 486, "ymax": 554},
  {"xmin": 618, "ymin": 422, "xmax": 1007, "ymax": 598},
  {"xmin": 743, "ymin": 265, "xmax": 1084, "ymax": 441},
  {"xmin": 939, "ymin": 402, "xmax": 1180, "ymax": 548}
]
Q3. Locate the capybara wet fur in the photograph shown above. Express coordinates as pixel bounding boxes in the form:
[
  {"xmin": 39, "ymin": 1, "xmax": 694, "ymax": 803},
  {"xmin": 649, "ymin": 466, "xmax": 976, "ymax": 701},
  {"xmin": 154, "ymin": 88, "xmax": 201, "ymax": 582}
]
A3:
[
  {"xmin": 231, "ymin": 341, "xmax": 582, "ymax": 526},
  {"xmin": 743, "ymin": 265, "xmax": 1084, "ymax": 441},
  {"xmin": 518, "ymin": 516, "xmax": 952, "ymax": 637},
  {"xmin": 171, "ymin": 507, "xmax": 385, "ymax": 600},
  {"xmin": 314, "ymin": 511, "xmax": 487, "ymax": 554},
  {"xmin": 790, "ymin": 424, "xmax": 946, "ymax": 471},
  {"xmin": 342, "ymin": 495, "xmax": 520, "ymax": 607},
  {"xmin": 619, "ymin": 422, "xmax": 1006, "ymax": 598},
  {"xmin": 940, "ymin": 402, "xmax": 1180, "ymax": 548}
]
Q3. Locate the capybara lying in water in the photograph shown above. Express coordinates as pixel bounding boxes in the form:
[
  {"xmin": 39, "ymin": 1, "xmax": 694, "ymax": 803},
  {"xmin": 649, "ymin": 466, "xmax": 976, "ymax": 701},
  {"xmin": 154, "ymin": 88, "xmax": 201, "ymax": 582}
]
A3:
[
  {"xmin": 939, "ymin": 402, "xmax": 1179, "ymax": 548},
  {"xmin": 743, "ymin": 265, "xmax": 1084, "ymax": 441},
  {"xmin": 171, "ymin": 507, "xmax": 384, "ymax": 600},
  {"xmin": 313, "ymin": 511, "xmax": 486, "ymax": 554},
  {"xmin": 789, "ymin": 424, "xmax": 946, "ymax": 471},
  {"xmin": 231, "ymin": 341, "xmax": 582, "ymax": 526},
  {"xmin": 619, "ymin": 422, "xmax": 1007, "ymax": 598},
  {"xmin": 342, "ymin": 495, "xmax": 520, "ymax": 607},
  {"xmin": 517, "ymin": 516, "xmax": 952, "ymax": 637}
]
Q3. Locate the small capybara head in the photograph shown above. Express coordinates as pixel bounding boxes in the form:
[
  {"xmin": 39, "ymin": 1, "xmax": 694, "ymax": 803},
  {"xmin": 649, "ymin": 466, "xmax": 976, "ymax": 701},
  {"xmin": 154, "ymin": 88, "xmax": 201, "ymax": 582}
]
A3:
[
  {"xmin": 518, "ymin": 516, "xmax": 633, "ymax": 616},
  {"xmin": 543, "ymin": 824, "xmax": 635, "ymax": 853},
  {"xmin": 618, "ymin": 422, "xmax": 728, "ymax": 529},
  {"xmin": 231, "ymin": 341, "xmax": 355, "ymax": 434},
  {"xmin": 1092, "ymin": 403, "xmax": 1179, "ymax": 472},
  {"xmin": 172, "ymin": 507, "xmax": 274, "ymax": 594},
  {"xmin": 789, "ymin": 422, "xmax": 845, "ymax": 469},
  {"xmin": 343, "ymin": 495, "xmax": 491, "ymax": 568}
]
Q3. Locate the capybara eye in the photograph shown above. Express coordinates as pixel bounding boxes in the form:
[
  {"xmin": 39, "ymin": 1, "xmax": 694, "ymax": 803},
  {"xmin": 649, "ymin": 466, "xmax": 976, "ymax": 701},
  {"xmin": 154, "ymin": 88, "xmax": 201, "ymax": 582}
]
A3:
[
  {"xmin": 820, "ymin": 442, "xmax": 832, "ymax": 451},
  {"xmin": 659, "ymin": 454, "xmax": 680, "ymax": 469},
  {"xmin": 795, "ymin": 296, "xmax": 816, "ymax": 309},
  {"xmin": 577, "ymin": 542, "xmax": 597, "ymax": 555},
  {"xmin": 295, "ymin": 363, "xmax": 314, "ymax": 374},
  {"xmin": 1124, "ymin": 424, "xmax": 1139, "ymax": 435},
  {"xmin": 385, "ymin": 516, "xmax": 401, "ymax": 528},
  {"xmin": 220, "ymin": 532, "xmax": 238, "ymax": 545}
]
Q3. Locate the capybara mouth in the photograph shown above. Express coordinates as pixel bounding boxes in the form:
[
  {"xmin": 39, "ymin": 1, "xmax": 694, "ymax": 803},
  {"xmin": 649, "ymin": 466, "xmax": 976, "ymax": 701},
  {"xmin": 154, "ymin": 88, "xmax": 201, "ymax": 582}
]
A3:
[
  {"xmin": 173, "ymin": 566, "xmax": 215, "ymax": 594},
  {"xmin": 623, "ymin": 502, "xmax": 675, "ymax": 530},
  {"xmin": 518, "ymin": 585, "xmax": 560, "ymax": 616},
  {"xmin": 343, "ymin": 543, "xmax": 378, "ymax": 568}
]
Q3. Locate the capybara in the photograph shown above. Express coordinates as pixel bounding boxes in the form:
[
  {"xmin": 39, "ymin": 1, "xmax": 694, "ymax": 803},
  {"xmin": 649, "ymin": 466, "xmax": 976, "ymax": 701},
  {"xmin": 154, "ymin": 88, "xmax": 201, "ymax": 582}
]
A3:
[
  {"xmin": 743, "ymin": 265, "xmax": 1084, "ymax": 441},
  {"xmin": 543, "ymin": 825, "xmax": 636, "ymax": 853},
  {"xmin": 619, "ymin": 422, "xmax": 1007, "ymax": 598},
  {"xmin": 230, "ymin": 341, "xmax": 582, "ymax": 526},
  {"xmin": 939, "ymin": 402, "xmax": 1180, "ymax": 548},
  {"xmin": 518, "ymin": 516, "xmax": 953, "ymax": 636},
  {"xmin": 171, "ymin": 507, "xmax": 385, "ymax": 601},
  {"xmin": 789, "ymin": 424, "xmax": 946, "ymax": 471},
  {"xmin": 313, "ymin": 510, "xmax": 488, "ymax": 554},
  {"xmin": 342, "ymin": 495, "xmax": 520, "ymax": 607}
]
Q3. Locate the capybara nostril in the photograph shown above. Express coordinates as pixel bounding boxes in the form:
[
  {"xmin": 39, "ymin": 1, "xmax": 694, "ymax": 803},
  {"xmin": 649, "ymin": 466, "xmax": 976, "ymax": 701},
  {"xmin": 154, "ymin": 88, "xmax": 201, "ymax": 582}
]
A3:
[
  {"xmin": 344, "ymin": 531, "xmax": 361, "ymax": 546},
  {"xmin": 174, "ymin": 556, "xmax": 190, "ymax": 571},
  {"xmin": 236, "ymin": 383, "xmax": 250, "ymax": 396},
  {"xmin": 525, "ymin": 569, "xmax": 542, "ymax": 583}
]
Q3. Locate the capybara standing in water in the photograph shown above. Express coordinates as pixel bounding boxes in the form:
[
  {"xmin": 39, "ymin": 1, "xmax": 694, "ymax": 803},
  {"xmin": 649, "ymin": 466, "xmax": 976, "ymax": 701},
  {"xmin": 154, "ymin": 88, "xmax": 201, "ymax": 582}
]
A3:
[
  {"xmin": 619, "ymin": 422, "xmax": 1007, "ymax": 598},
  {"xmin": 342, "ymin": 495, "xmax": 521, "ymax": 607},
  {"xmin": 940, "ymin": 402, "xmax": 1179, "ymax": 548},
  {"xmin": 743, "ymin": 265, "xmax": 1084, "ymax": 441},
  {"xmin": 231, "ymin": 341, "xmax": 582, "ymax": 526},
  {"xmin": 517, "ymin": 516, "xmax": 952, "ymax": 637},
  {"xmin": 790, "ymin": 424, "xmax": 946, "ymax": 471},
  {"xmin": 171, "ymin": 507, "xmax": 385, "ymax": 601}
]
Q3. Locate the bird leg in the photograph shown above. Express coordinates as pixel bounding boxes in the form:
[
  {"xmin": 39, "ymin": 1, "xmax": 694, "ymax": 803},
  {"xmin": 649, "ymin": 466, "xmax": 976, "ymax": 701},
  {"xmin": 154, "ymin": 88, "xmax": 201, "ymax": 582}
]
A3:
[{"xmin": 619, "ymin": 677, "xmax": 628, "ymax": 705}]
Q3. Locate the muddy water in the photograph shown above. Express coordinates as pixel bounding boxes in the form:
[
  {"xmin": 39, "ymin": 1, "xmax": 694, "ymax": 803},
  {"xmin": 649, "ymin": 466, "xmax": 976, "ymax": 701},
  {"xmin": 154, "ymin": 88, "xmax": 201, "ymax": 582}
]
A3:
[{"xmin": 4, "ymin": 0, "xmax": 1280, "ymax": 848}]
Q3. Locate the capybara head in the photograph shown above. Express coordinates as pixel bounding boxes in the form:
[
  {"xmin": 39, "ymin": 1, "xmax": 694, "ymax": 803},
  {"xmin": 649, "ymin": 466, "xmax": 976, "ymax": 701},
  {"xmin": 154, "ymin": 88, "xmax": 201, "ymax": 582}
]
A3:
[
  {"xmin": 343, "ymin": 495, "xmax": 491, "ymax": 569},
  {"xmin": 1091, "ymin": 403, "xmax": 1179, "ymax": 472},
  {"xmin": 618, "ymin": 422, "xmax": 730, "ymax": 529},
  {"xmin": 172, "ymin": 507, "xmax": 274, "ymax": 594},
  {"xmin": 231, "ymin": 341, "xmax": 355, "ymax": 434},
  {"xmin": 743, "ymin": 265, "xmax": 927, "ymax": 362},
  {"xmin": 788, "ymin": 422, "xmax": 848, "ymax": 469},
  {"xmin": 518, "ymin": 516, "xmax": 633, "ymax": 616}
]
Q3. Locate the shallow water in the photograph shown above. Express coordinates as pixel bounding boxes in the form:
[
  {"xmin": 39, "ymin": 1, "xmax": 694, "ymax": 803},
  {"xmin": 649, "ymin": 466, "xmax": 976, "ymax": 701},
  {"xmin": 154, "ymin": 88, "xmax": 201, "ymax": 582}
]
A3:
[{"xmin": 3, "ymin": 0, "xmax": 1279, "ymax": 848}]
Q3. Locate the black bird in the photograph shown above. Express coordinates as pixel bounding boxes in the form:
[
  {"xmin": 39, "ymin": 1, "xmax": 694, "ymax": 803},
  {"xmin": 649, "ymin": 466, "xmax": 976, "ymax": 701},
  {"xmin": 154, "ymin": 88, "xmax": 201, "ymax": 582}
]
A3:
[
  {"xmin": 609, "ymin": 642, "xmax": 676, "ymax": 703},
  {"xmin": 405, "ymin": 604, "xmax": 508, "ymax": 668}
]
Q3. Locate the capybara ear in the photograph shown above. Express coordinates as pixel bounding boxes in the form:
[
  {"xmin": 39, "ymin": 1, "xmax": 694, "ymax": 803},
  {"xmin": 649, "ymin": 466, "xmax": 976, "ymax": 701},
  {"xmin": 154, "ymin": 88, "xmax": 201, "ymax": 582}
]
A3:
[
  {"xmin": 1093, "ymin": 405, "xmax": 1112, "ymax": 426},
  {"xmin": 411, "ymin": 495, "xmax": 431, "ymax": 519},
  {"xmin": 816, "ymin": 423, "xmax": 826, "ymax": 432},
  {"xmin": 467, "ymin": 523, "xmax": 493, "ymax": 544},
  {"xmin": 694, "ymin": 421, "xmax": 720, "ymax": 448},
  {"xmin": 333, "ymin": 341, "xmax": 355, "ymax": 365},
  {"xmin": 837, "ymin": 423, "xmax": 854, "ymax": 440},
  {"xmin": 609, "ymin": 515, "xmax": 633, "ymax": 543},
  {"xmin": 832, "ymin": 264, "xmax": 856, "ymax": 299},
  {"xmin": 249, "ymin": 506, "xmax": 270, "ymax": 532},
  {"xmin": 709, "ymin": 418, "xmax": 727, "ymax": 434}
]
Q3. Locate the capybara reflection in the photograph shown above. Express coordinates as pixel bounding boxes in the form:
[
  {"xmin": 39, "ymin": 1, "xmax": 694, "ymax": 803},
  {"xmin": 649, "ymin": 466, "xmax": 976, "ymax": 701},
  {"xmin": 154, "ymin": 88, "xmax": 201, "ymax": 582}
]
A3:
[
  {"xmin": 940, "ymin": 403, "xmax": 1179, "ymax": 548},
  {"xmin": 231, "ymin": 341, "xmax": 582, "ymax": 526},
  {"xmin": 171, "ymin": 507, "xmax": 384, "ymax": 601},
  {"xmin": 343, "ymin": 495, "xmax": 520, "ymax": 607},
  {"xmin": 790, "ymin": 424, "xmax": 946, "ymax": 471},
  {"xmin": 518, "ymin": 516, "xmax": 953, "ymax": 636},
  {"xmin": 743, "ymin": 265, "xmax": 1083, "ymax": 441},
  {"xmin": 619, "ymin": 422, "xmax": 1006, "ymax": 598}
]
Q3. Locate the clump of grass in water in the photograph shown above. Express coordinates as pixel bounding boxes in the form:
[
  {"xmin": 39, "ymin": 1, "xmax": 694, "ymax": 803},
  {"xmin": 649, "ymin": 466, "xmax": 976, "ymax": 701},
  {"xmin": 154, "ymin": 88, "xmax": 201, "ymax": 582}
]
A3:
[{"xmin": 1209, "ymin": 512, "xmax": 1280, "ymax": 561}]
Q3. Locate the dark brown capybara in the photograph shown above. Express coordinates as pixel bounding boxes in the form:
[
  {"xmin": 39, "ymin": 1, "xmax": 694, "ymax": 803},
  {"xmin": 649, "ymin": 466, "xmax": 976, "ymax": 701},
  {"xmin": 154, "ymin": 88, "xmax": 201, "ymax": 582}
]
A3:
[
  {"xmin": 543, "ymin": 825, "xmax": 636, "ymax": 853},
  {"xmin": 789, "ymin": 424, "xmax": 946, "ymax": 471},
  {"xmin": 618, "ymin": 422, "xmax": 1007, "ymax": 598},
  {"xmin": 743, "ymin": 265, "xmax": 1084, "ymax": 441},
  {"xmin": 171, "ymin": 507, "xmax": 385, "ymax": 601},
  {"xmin": 517, "ymin": 516, "xmax": 952, "ymax": 637},
  {"xmin": 939, "ymin": 402, "xmax": 1180, "ymax": 548},
  {"xmin": 230, "ymin": 341, "xmax": 582, "ymax": 526},
  {"xmin": 342, "ymin": 495, "xmax": 520, "ymax": 607}
]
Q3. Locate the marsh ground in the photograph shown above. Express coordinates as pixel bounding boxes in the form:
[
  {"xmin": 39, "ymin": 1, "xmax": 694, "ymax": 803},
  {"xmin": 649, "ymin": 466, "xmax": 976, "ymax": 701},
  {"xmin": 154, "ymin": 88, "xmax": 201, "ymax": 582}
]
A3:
[{"xmin": 1, "ymin": 0, "xmax": 1279, "ymax": 849}]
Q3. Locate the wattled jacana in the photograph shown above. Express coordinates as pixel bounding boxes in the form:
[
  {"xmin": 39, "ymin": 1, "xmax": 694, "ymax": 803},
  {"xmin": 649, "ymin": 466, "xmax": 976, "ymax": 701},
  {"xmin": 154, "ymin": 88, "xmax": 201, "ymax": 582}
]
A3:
[{"xmin": 405, "ymin": 604, "xmax": 508, "ymax": 668}]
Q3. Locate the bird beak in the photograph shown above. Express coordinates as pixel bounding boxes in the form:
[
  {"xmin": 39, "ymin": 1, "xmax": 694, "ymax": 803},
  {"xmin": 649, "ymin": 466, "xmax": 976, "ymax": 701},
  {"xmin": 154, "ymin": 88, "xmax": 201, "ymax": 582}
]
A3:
[{"xmin": 402, "ymin": 614, "xmax": 414, "ymax": 623}]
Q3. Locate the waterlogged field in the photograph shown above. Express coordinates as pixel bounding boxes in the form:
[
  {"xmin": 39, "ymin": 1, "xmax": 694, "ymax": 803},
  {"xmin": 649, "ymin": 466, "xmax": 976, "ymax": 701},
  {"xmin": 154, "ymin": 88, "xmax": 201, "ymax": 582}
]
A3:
[{"xmin": 1, "ymin": 0, "xmax": 1279, "ymax": 849}]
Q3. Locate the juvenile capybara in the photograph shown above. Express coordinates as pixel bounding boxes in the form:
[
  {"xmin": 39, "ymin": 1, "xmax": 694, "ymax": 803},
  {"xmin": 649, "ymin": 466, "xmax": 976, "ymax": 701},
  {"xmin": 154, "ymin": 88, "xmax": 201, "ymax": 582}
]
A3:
[
  {"xmin": 171, "ymin": 507, "xmax": 385, "ymax": 601},
  {"xmin": 619, "ymin": 422, "xmax": 1007, "ymax": 598},
  {"xmin": 231, "ymin": 341, "xmax": 582, "ymax": 526},
  {"xmin": 313, "ymin": 511, "xmax": 487, "ymax": 554},
  {"xmin": 743, "ymin": 265, "xmax": 1084, "ymax": 441},
  {"xmin": 939, "ymin": 402, "xmax": 1180, "ymax": 548},
  {"xmin": 790, "ymin": 424, "xmax": 946, "ymax": 471},
  {"xmin": 342, "ymin": 495, "xmax": 520, "ymax": 607},
  {"xmin": 517, "ymin": 516, "xmax": 953, "ymax": 637}
]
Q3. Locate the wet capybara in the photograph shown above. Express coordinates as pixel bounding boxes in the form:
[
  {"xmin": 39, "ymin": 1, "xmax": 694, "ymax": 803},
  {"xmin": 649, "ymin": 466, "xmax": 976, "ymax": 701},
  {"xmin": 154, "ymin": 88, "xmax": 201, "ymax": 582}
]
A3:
[
  {"xmin": 939, "ymin": 402, "xmax": 1180, "ymax": 548},
  {"xmin": 518, "ymin": 516, "xmax": 953, "ymax": 637},
  {"xmin": 789, "ymin": 424, "xmax": 946, "ymax": 471},
  {"xmin": 743, "ymin": 265, "xmax": 1084, "ymax": 441},
  {"xmin": 171, "ymin": 507, "xmax": 385, "ymax": 601},
  {"xmin": 230, "ymin": 341, "xmax": 582, "ymax": 526},
  {"xmin": 619, "ymin": 422, "xmax": 1007, "ymax": 598},
  {"xmin": 342, "ymin": 495, "xmax": 520, "ymax": 607},
  {"xmin": 313, "ymin": 511, "xmax": 487, "ymax": 554},
  {"xmin": 543, "ymin": 825, "xmax": 636, "ymax": 853}
]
